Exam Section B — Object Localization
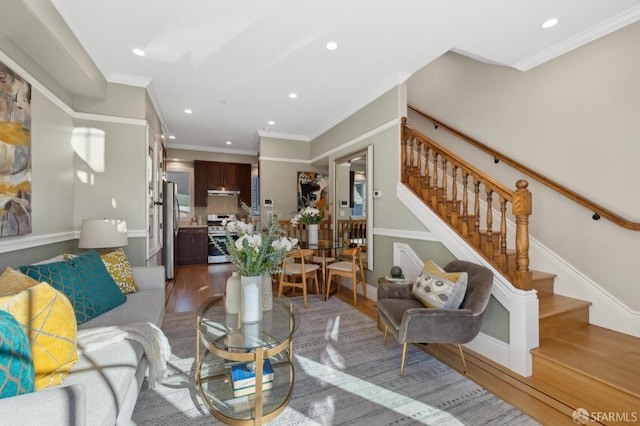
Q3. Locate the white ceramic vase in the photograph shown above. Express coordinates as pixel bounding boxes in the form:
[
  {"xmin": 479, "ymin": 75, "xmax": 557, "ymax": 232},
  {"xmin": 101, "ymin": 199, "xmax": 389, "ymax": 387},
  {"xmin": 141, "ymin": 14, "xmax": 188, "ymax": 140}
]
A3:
[
  {"xmin": 308, "ymin": 223, "xmax": 319, "ymax": 245},
  {"xmin": 240, "ymin": 275, "xmax": 263, "ymax": 323},
  {"xmin": 225, "ymin": 271, "xmax": 241, "ymax": 314}
]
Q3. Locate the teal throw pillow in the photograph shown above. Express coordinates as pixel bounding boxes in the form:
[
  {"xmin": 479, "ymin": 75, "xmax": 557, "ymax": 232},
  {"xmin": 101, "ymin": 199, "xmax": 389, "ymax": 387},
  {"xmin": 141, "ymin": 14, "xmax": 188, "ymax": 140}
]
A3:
[
  {"xmin": 0, "ymin": 310, "xmax": 35, "ymax": 398},
  {"xmin": 20, "ymin": 250, "xmax": 126, "ymax": 324}
]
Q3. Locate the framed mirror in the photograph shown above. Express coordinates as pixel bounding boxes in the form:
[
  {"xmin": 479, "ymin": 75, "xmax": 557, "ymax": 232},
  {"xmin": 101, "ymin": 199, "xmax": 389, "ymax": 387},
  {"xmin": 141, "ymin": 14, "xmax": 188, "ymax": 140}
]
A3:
[{"xmin": 333, "ymin": 145, "xmax": 373, "ymax": 270}]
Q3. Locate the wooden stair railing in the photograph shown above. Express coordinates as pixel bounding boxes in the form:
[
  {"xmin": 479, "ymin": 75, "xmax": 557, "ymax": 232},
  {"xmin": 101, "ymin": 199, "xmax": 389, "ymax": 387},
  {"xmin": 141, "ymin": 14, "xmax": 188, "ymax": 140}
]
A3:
[
  {"xmin": 402, "ymin": 118, "xmax": 533, "ymax": 290},
  {"xmin": 409, "ymin": 106, "xmax": 640, "ymax": 231}
]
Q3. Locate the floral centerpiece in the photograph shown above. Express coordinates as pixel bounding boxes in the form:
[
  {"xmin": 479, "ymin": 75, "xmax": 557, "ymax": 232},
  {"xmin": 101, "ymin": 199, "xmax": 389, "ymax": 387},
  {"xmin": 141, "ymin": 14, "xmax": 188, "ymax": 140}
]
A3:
[
  {"xmin": 291, "ymin": 197, "xmax": 329, "ymax": 245},
  {"xmin": 290, "ymin": 196, "xmax": 328, "ymax": 226},
  {"xmin": 222, "ymin": 213, "xmax": 297, "ymax": 276},
  {"xmin": 213, "ymin": 204, "xmax": 297, "ymax": 322}
]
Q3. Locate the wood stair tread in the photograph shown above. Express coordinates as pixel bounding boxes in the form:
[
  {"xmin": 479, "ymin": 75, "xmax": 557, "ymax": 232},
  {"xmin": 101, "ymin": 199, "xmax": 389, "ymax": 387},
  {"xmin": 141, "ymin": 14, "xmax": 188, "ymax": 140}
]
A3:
[
  {"xmin": 530, "ymin": 270, "xmax": 557, "ymax": 281},
  {"xmin": 532, "ymin": 325, "xmax": 640, "ymax": 398},
  {"xmin": 538, "ymin": 293, "xmax": 591, "ymax": 319}
]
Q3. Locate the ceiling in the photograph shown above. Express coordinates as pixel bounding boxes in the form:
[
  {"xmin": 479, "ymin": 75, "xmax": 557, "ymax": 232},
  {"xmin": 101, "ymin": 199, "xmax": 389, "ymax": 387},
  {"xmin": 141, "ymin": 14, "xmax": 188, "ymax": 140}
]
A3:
[{"xmin": 44, "ymin": 0, "xmax": 640, "ymax": 155}]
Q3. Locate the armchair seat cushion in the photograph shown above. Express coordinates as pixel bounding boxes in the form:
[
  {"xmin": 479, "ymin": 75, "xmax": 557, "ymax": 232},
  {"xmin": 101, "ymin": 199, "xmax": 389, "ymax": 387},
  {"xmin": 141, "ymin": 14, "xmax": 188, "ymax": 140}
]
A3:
[{"xmin": 378, "ymin": 298, "xmax": 423, "ymax": 330}]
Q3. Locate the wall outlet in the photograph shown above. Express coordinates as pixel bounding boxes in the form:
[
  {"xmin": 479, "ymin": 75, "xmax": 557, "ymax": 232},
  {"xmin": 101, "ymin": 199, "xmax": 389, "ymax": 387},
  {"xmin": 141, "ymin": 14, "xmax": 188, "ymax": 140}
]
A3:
[{"xmin": 373, "ymin": 190, "xmax": 382, "ymax": 198}]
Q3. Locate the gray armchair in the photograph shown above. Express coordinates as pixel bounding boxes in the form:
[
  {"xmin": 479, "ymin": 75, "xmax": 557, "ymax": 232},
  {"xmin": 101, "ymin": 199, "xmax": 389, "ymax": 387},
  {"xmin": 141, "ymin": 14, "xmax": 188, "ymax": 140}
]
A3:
[{"xmin": 377, "ymin": 260, "xmax": 493, "ymax": 377}]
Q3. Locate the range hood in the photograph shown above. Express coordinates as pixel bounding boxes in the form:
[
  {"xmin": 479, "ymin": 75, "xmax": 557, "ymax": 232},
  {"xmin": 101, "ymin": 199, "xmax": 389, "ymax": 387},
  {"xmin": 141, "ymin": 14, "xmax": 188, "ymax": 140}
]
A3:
[{"xmin": 207, "ymin": 189, "xmax": 240, "ymax": 195}]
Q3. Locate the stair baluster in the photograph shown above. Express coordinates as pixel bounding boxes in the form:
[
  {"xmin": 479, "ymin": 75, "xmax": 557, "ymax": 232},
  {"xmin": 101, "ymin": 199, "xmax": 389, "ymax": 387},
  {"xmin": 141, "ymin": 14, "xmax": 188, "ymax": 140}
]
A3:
[{"xmin": 401, "ymin": 118, "xmax": 532, "ymax": 290}]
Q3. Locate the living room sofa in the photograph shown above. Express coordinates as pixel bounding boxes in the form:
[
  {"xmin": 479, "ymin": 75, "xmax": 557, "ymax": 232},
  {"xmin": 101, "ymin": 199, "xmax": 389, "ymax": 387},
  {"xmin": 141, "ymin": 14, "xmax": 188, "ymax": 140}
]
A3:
[{"xmin": 0, "ymin": 263, "xmax": 166, "ymax": 426}]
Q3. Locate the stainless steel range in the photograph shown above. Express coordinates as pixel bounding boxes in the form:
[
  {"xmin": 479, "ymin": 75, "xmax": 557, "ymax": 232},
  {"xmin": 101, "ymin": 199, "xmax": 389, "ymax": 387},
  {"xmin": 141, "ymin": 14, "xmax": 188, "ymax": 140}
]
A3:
[{"xmin": 207, "ymin": 214, "xmax": 236, "ymax": 264}]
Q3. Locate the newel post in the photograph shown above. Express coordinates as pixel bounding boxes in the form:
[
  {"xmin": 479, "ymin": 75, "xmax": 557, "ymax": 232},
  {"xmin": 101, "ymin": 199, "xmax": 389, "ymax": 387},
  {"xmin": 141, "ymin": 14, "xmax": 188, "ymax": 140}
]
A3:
[{"xmin": 512, "ymin": 180, "xmax": 532, "ymax": 290}]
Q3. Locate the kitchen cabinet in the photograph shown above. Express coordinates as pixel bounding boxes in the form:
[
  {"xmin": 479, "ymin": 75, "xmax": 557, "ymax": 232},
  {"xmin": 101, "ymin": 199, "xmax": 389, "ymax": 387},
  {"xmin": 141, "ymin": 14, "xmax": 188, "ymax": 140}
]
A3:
[
  {"xmin": 194, "ymin": 160, "xmax": 252, "ymax": 208},
  {"xmin": 208, "ymin": 162, "xmax": 240, "ymax": 190},
  {"xmin": 194, "ymin": 160, "xmax": 208, "ymax": 207},
  {"xmin": 177, "ymin": 227, "xmax": 208, "ymax": 265},
  {"xmin": 238, "ymin": 163, "xmax": 252, "ymax": 207}
]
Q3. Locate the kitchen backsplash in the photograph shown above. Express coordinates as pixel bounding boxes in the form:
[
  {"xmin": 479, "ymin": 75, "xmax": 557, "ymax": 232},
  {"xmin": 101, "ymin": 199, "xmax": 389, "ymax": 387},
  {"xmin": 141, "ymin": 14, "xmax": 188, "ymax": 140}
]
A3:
[{"xmin": 207, "ymin": 194, "xmax": 239, "ymax": 214}]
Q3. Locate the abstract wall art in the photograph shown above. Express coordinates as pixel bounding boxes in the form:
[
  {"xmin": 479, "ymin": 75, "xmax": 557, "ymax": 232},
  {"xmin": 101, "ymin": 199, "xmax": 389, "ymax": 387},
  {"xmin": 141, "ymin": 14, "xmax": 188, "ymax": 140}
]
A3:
[
  {"xmin": 0, "ymin": 60, "xmax": 32, "ymax": 236},
  {"xmin": 297, "ymin": 171, "xmax": 328, "ymax": 210}
]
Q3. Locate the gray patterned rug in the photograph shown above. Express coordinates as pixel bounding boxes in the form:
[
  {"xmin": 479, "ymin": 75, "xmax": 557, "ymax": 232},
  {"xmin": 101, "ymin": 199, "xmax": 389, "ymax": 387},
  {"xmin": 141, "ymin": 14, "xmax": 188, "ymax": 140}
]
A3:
[{"xmin": 131, "ymin": 296, "xmax": 539, "ymax": 425}]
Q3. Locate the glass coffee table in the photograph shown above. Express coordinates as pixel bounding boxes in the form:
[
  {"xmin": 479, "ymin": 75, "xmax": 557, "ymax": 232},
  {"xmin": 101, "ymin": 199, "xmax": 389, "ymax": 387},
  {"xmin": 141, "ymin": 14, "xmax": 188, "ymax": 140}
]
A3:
[{"xmin": 196, "ymin": 294, "xmax": 298, "ymax": 425}]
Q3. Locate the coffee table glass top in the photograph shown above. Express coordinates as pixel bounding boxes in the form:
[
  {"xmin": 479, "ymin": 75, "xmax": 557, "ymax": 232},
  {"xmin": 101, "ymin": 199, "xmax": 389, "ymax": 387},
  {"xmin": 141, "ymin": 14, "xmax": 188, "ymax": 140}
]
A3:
[{"xmin": 197, "ymin": 294, "xmax": 298, "ymax": 353}]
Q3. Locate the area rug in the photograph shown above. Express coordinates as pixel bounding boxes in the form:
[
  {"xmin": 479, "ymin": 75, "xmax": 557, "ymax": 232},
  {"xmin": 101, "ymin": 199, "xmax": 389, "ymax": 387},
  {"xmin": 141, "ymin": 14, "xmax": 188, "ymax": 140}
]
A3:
[{"xmin": 131, "ymin": 296, "xmax": 539, "ymax": 425}]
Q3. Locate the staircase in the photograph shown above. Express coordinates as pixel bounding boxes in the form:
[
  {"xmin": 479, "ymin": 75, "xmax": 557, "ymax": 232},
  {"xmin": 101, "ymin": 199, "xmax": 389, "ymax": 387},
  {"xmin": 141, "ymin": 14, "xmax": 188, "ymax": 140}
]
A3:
[{"xmin": 401, "ymin": 119, "xmax": 640, "ymax": 425}]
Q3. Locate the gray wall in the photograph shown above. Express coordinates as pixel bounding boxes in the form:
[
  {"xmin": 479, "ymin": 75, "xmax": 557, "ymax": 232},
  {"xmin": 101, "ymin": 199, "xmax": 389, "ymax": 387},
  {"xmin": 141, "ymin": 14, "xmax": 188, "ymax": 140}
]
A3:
[
  {"xmin": 0, "ymin": 55, "xmax": 157, "ymax": 268},
  {"xmin": 407, "ymin": 20, "xmax": 640, "ymax": 311},
  {"xmin": 259, "ymin": 137, "xmax": 328, "ymax": 220}
]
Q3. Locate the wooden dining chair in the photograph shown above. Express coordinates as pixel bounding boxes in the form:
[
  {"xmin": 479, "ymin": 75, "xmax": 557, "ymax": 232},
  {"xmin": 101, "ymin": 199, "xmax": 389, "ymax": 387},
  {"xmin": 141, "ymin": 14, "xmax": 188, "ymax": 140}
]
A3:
[
  {"xmin": 278, "ymin": 248, "xmax": 320, "ymax": 308},
  {"xmin": 325, "ymin": 245, "xmax": 366, "ymax": 305}
]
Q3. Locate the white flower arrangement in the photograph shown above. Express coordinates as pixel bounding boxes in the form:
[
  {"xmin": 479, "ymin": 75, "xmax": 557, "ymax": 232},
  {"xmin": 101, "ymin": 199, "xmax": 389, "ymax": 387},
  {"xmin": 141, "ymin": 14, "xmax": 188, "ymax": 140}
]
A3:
[
  {"xmin": 290, "ymin": 206, "xmax": 323, "ymax": 226},
  {"xmin": 214, "ymin": 204, "xmax": 298, "ymax": 276}
]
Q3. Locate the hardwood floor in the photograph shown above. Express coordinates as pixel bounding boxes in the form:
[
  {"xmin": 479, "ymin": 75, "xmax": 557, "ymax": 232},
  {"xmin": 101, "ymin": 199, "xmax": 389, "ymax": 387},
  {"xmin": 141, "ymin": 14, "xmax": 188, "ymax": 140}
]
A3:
[{"xmin": 165, "ymin": 264, "xmax": 590, "ymax": 425}]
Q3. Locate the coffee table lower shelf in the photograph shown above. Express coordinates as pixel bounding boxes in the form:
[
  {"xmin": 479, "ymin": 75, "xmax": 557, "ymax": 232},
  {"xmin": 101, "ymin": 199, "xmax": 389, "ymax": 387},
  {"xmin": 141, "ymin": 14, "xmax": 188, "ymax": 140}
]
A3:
[{"xmin": 196, "ymin": 346, "xmax": 294, "ymax": 425}]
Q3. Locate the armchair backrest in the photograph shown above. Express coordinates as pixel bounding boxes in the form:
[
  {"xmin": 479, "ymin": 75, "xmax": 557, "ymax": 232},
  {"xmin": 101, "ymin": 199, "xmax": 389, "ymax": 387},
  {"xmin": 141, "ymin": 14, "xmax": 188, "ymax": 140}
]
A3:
[{"xmin": 444, "ymin": 260, "xmax": 493, "ymax": 315}]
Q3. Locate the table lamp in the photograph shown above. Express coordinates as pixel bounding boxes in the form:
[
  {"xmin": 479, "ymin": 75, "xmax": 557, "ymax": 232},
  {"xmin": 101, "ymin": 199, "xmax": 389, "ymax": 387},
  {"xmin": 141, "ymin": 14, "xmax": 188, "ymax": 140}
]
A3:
[{"xmin": 78, "ymin": 219, "xmax": 128, "ymax": 252}]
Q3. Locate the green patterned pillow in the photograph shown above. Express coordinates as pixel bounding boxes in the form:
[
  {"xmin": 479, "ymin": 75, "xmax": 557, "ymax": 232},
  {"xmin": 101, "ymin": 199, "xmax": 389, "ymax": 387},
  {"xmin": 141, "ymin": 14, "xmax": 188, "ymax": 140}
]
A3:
[
  {"xmin": 412, "ymin": 271, "xmax": 468, "ymax": 309},
  {"xmin": 0, "ymin": 310, "xmax": 35, "ymax": 398},
  {"xmin": 20, "ymin": 250, "xmax": 126, "ymax": 324}
]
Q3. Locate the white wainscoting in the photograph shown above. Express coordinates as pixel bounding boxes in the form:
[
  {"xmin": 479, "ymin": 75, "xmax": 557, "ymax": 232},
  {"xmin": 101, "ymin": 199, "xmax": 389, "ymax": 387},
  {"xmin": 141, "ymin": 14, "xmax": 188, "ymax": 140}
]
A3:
[{"xmin": 395, "ymin": 182, "xmax": 539, "ymax": 377}]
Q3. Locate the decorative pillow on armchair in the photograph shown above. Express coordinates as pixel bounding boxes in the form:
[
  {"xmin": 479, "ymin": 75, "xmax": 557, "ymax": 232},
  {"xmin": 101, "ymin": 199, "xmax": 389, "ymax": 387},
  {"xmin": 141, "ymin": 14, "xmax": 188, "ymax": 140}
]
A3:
[
  {"xmin": 423, "ymin": 260, "xmax": 466, "ymax": 283},
  {"xmin": 412, "ymin": 270, "xmax": 468, "ymax": 309}
]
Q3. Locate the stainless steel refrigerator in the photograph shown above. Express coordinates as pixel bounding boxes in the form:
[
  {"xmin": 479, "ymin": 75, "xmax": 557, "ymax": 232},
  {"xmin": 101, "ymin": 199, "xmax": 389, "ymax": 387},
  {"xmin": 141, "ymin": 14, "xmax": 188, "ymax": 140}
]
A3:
[{"xmin": 162, "ymin": 181, "xmax": 179, "ymax": 280}]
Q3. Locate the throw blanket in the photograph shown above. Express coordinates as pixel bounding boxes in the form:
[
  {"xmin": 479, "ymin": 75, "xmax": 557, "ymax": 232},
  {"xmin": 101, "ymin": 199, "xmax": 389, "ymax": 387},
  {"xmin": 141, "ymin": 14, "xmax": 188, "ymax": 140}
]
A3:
[{"xmin": 77, "ymin": 322, "xmax": 172, "ymax": 388}]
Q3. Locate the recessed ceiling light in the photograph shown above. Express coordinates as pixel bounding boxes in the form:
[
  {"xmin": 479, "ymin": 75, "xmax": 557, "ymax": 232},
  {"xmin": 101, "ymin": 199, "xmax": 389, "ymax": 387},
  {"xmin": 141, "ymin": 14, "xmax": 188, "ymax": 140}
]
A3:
[
  {"xmin": 132, "ymin": 48, "xmax": 146, "ymax": 57},
  {"xmin": 168, "ymin": 135, "xmax": 176, "ymax": 140},
  {"xmin": 541, "ymin": 17, "xmax": 559, "ymax": 29},
  {"xmin": 226, "ymin": 141, "xmax": 232, "ymax": 145},
  {"xmin": 184, "ymin": 108, "xmax": 193, "ymax": 114},
  {"xmin": 326, "ymin": 41, "xmax": 338, "ymax": 50},
  {"xmin": 289, "ymin": 92, "xmax": 297, "ymax": 99},
  {"xmin": 268, "ymin": 120, "xmax": 275, "ymax": 126}
]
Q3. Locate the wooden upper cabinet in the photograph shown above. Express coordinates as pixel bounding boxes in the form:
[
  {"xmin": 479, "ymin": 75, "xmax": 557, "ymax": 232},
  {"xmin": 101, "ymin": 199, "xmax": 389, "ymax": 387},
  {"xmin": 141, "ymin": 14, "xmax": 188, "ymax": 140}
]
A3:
[
  {"xmin": 194, "ymin": 160, "xmax": 208, "ymax": 207},
  {"xmin": 208, "ymin": 162, "xmax": 240, "ymax": 190},
  {"xmin": 238, "ymin": 163, "xmax": 252, "ymax": 207},
  {"xmin": 195, "ymin": 161, "xmax": 252, "ymax": 207}
]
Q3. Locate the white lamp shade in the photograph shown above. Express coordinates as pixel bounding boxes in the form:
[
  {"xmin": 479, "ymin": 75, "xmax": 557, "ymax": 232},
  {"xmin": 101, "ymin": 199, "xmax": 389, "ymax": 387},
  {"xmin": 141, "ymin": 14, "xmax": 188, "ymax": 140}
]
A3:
[{"xmin": 78, "ymin": 219, "xmax": 128, "ymax": 249}]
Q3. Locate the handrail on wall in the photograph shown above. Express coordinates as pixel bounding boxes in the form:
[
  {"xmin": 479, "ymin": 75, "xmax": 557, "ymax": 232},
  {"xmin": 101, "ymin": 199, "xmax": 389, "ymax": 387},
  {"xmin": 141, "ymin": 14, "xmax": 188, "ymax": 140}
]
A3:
[{"xmin": 408, "ymin": 105, "xmax": 640, "ymax": 231}]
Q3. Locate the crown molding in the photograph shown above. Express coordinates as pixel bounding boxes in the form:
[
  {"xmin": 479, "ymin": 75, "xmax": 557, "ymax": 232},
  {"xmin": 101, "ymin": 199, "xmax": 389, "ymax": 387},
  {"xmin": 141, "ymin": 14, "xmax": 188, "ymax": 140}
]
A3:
[
  {"xmin": 167, "ymin": 143, "xmax": 258, "ymax": 156},
  {"xmin": 514, "ymin": 5, "xmax": 640, "ymax": 71}
]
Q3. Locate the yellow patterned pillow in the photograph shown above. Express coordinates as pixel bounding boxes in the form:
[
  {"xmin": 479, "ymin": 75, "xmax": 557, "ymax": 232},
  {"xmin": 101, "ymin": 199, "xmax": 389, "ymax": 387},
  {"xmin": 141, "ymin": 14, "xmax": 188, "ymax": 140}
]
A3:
[
  {"xmin": 423, "ymin": 260, "xmax": 465, "ymax": 283},
  {"xmin": 0, "ymin": 267, "xmax": 40, "ymax": 297},
  {"xmin": 100, "ymin": 248, "xmax": 138, "ymax": 294},
  {"xmin": 0, "ymin": 282, "xmax": 78, "ymax": 389}
]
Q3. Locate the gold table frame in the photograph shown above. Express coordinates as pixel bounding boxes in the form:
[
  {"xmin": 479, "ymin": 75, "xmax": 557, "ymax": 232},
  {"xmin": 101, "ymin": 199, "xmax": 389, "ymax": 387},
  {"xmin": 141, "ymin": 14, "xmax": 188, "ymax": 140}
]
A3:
[{"xmin": 196, "ymin": 294, "xmax": 296, "ymax": 425}]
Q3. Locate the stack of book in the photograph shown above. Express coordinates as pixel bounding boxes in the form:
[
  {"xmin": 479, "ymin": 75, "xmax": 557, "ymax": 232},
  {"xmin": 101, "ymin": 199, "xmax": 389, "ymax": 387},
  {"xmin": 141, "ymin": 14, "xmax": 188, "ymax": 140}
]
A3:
[{"xmin": 231, "ymin": 359, "xmax": 274, "ymax": 397}]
